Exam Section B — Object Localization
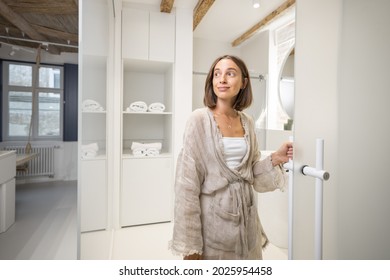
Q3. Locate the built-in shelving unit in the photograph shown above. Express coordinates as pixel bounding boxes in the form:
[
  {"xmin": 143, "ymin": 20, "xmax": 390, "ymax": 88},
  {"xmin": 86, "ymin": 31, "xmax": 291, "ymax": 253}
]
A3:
[
  {"xmin": 120, "ymin": 5, "xmax": 175, "ymax": 227},
  {"xmin": 79, "ymin": 0, "xmax": 176, "ymax": 232}
]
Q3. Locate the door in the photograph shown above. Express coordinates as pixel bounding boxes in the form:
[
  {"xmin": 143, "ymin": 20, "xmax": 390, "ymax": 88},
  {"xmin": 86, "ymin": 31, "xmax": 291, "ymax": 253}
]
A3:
[{"xmin": 293, "ymin": 0, "xmax": 390, "ymax": 259}]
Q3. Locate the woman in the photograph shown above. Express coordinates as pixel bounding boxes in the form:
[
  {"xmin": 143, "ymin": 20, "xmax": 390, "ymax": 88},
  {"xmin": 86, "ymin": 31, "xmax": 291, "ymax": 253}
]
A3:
[{"xmin": 169, "ymin": 55, "xmax": 293, "ymax": 260}]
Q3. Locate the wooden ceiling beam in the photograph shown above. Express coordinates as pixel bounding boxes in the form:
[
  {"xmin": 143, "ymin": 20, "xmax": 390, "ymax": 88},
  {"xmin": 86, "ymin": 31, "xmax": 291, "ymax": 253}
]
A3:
[
  {"xmin": 160, "ymin": 0, "xmax": 174, "ymax": 13},
  {"xmin": 231, "ymin": 0, "xmax": 295, "ymax": 47},
  {"xmin": 0, "ymin": 0, "xmax": 60, "ymax": 54},
  {"xmin": 31, "ymin": 24, "xmax": 78, "ymax": 45},
  {"xmin": 193, "ymin": 0, "xmax": 215, "ymax": 31}
]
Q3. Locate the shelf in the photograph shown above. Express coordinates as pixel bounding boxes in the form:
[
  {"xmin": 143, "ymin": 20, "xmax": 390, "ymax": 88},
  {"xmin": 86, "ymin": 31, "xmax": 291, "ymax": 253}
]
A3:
[
  {"xmin": 122, "ymin": 111, "xmax": 172, "ymax": 115},
  {"xmin": 82, "ymin": 111, "xmax": 107, "ymax": 114},
  {"xmin": 81, "ymin": 154, "xmax": 107, "ymax": 161},
  {"xmin": 122, "ymin": 152, "xmax": 172, "ymax": 159}
]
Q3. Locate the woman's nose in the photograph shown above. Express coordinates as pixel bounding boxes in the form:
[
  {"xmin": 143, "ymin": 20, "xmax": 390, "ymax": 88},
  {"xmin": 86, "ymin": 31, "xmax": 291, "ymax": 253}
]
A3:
[{"xmin": 219, "ymin": 75, "xmax": 227, "ymax": 83}]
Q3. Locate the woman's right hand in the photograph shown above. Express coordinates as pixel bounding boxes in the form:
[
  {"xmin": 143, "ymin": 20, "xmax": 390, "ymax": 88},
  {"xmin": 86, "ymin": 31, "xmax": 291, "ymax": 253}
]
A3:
[{"xmin": 183, "ymin": 253, "xmax": 203, "ymax": 260}]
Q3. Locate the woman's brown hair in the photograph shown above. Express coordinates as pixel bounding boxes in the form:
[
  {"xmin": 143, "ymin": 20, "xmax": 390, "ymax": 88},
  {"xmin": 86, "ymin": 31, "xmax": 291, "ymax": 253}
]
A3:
[{"xmin": 203, "ymin": 55, "xmax": 253, "ymax": 111}]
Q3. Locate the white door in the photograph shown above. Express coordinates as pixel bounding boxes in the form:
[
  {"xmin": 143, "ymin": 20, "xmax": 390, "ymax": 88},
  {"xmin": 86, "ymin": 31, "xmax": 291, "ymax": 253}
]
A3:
[{"xmin": 293, "ymin": 0, "xmax": 390, "ymax": 259}]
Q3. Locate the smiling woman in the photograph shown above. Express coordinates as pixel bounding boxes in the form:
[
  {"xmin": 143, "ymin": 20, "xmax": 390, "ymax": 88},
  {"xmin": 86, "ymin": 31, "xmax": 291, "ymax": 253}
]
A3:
[{"xmin": 170, "ymin": 54, "xmax": 293, "ymax": 260}]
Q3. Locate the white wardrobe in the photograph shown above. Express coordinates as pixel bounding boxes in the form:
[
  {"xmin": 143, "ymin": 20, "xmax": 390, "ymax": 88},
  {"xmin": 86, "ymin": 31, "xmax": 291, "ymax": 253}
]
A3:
[{"xmin": 79, "ymin": 0, "xmax": 181, "ymax": 233}]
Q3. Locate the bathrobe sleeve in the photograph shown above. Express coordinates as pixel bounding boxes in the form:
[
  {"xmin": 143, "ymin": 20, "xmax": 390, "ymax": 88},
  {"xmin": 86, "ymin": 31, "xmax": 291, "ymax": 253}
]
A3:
[
  {"xmin": 245, "ymin": 115, "xmax": 287, "ymax": 193},
  {"xmin": 252, "ymin": 155, "xmax": 287, "ymax": 193},
  {"xmin": 169, "ymin": 113, "xmax": 205, "ymax": 256}
]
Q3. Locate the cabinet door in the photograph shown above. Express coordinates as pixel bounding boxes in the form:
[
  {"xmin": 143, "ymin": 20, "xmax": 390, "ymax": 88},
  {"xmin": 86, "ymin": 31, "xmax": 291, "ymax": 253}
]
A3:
[
  {"xmin": 82, "ymin": 0, "xmax": 109, "ymax": 56},
  {"xmin": 121, "ymin": 157, "xmax": 172, "ymax": 226},
  {"xmin": 122, "ymin": 8, "xmax": 149, "ymax": 60},
  {"xmin": 80, "ymin": 160, "xmax": 107, "ymax": 232},
  {"xmin": 149, "ymin": 11, "xmax": 175, "ymax": 62},
  {"xmin": 0, "ymin": 178, "xmax": 15, "ymax": 233}
]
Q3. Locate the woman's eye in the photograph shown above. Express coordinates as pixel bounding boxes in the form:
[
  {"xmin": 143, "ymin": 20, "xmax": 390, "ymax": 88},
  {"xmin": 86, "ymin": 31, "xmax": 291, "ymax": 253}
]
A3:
[
  {"xmin": 214, "ymin": 72, "xmax": 221, "ymax": 77},
  {"xmin": 227, "ymin": 71, "xmax": 236, "ymax": 77}
]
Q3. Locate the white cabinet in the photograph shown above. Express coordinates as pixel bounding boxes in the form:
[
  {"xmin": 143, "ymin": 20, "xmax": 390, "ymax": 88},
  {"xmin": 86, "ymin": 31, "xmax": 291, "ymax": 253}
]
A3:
[
  {"xmin": 121, "ymin": 6, "xmax": 175, "ymax": 227},
  {"xmin": 81, "ymin": 0, "xmax": 109, "ymax": 56},
  {"xmin": 0, "ymin": 151, "xmax": 16, "ymax": 233},
  {"xmin": 122, "ymin": 8, "xmax": 175, "ymax": 62},
  {"xmin": 122, "ymin": 9, "xmax": 149, "ymax": 61},
  {"xmin": 79, "ymin": 0, "xmax": 110, "ymax": 232},
  {"xmin": 121, "ymin": 157, "xmax": 172, "ymax": 226},
  {"xmin": 121, "ymin": 59, "xmax": 174, "ymax": 227},
  {"xmin": 149, "ymin": 11, "xmax": 175, "ymax": 62},
  {"xmin": 80, "ymin": 160, "xmax": 107, "ymax": 232},
  {"xmin": 79, "ymin": 1, "xmax": 176, "ymax": 233}
]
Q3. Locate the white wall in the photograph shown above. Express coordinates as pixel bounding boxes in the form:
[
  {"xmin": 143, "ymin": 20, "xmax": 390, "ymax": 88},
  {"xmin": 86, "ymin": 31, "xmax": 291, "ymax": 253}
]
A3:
[
  {"xmin": 294, "ymin": 0, "xmax": 390, "ymax": 259},
  {"xmin": 0, "ymin": 46, "xmax": 79, "ymax": 183},
  {"xmin": 173, "ymin": 4, "xmax": 194, "ymax": 165}
]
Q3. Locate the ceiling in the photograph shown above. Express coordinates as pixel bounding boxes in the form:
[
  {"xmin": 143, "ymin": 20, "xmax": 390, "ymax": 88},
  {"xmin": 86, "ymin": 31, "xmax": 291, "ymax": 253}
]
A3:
[
  {"xmin": 193, "ymin": 0, "xmax": 294, "ymax": 45},
  {"xmin": 0, "ymin": 0, "xmax": 294, "ymax": 55},
  {"xmin": 0, "ymin": 0, "xmax": 78, "ymax": 55}
]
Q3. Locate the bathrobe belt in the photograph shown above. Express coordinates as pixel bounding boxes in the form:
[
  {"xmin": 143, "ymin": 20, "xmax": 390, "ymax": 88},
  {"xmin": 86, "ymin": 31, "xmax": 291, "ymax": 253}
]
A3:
[{"xmin": 228, "ymin": 177, "xmax": 252, "ymax": 257}]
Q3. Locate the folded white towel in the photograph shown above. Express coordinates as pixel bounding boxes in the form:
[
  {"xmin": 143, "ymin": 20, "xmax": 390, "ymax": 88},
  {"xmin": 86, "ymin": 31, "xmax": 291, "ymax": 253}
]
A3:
[
  {"xmin": 131, "ymin": 141, "xmax": 162, "ymax": 157},
  {"xmin": 148, "ymin": 102, "xmax": 165, "ymax": 112},
  {"xmin": 145, "ymin": 148, "xmax": 160, "ymax": 156},
  {"xmin": 81, "ymin": 150, "xmax": 97, "ymax": 158},
  {"xmin": 132, "ymin": 147, "xmax": 146, "ymax": 157},
  {"xmin": 81, "ymin": 143, "xmax": 99, "ymax": 159},
  {"xmin": 82, "ymin": 99, "xmax": 104, "ymax": 112},
  {"xmin": 131, "ymin": 141, "xmax": 162, "ymax": 150},
  {"xmin": 127, "ymin": 101, "xmax": 148, "ymax": 112}
]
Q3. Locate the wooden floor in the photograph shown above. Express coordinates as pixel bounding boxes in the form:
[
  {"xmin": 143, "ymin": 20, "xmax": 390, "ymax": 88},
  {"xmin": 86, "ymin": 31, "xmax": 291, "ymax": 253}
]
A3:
[{"xmin": 0, "ymin": 180, "xmax": 287, "ymax": 260}]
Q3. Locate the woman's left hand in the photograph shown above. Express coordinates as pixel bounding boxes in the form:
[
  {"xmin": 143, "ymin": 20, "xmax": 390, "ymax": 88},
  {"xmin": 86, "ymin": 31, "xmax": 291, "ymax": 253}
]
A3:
[{"xmin": 271, "ymin": 142, "xmax": 293, "ymax": 166}]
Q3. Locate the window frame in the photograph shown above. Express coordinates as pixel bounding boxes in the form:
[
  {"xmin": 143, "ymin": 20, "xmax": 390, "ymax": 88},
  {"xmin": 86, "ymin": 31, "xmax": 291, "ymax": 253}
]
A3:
[{"xmin": 2, "ymin": 60, "xmax": 64, "ymax": 141}]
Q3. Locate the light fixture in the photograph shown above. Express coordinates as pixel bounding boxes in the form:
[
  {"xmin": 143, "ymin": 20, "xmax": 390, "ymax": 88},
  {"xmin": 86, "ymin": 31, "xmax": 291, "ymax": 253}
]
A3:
[{"xmin": 253, "ymin": 0, "xmax": 260, "ymax": 8}]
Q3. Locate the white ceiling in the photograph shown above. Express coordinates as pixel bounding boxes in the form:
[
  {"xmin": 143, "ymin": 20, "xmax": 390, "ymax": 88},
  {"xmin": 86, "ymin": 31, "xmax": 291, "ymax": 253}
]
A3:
[
  {"xmin": 127, "ymin": 0, "xmax": 295, "ymax": 45},
  {"xmin": 193, "ymin": 0, "xmax": 294, "ymax": 44}
]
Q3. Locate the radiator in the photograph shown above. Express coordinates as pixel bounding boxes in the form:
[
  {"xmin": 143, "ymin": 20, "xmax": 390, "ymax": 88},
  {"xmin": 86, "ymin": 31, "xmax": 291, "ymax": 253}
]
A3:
[{"xmin": 2, "ymin": 146, "xmax": 55, "ymax": 178}]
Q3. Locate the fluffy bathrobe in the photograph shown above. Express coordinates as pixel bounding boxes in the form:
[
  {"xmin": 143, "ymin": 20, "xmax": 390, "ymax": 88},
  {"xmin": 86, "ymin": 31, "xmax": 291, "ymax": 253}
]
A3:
[{"xmin": 169, "ymin": 108, "xmax": 286, "ymax": 260}]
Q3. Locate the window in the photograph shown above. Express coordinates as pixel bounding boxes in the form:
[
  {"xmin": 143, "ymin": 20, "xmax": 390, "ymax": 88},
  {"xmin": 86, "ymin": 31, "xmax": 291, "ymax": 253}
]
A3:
[{"xmin": 2, "ymin": 61, "xmax": 63, "ymax": 141}]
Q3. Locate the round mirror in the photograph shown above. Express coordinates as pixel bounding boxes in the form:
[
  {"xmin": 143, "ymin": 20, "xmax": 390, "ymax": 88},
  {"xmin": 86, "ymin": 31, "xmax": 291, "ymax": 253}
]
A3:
[{"xmin": 278, "ymin": 46, "xmax": 295, "ymax": 130}]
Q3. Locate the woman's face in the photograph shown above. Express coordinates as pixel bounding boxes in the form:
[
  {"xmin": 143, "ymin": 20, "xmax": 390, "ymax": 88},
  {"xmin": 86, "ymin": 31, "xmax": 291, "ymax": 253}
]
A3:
[{"xmin": 212, "ymin": 58, "xmax": 247, "ymax": 105}]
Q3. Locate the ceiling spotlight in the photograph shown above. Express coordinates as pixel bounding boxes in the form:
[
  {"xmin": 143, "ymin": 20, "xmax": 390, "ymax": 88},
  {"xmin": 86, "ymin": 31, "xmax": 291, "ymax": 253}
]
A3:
[{"xmin": 253, "ymin": 0, "xmax": 260, "ymax": 8}]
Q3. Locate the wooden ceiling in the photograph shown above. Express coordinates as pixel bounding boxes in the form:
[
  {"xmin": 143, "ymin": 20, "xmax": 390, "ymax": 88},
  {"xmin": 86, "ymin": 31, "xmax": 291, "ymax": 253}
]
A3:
[
  {"xmin": 0, "ymin": 0, "xmax": 294, "ymax": 55},
  {"xmin": 0, "ymin": 0, "xmax": 78, "ymax": 55}
]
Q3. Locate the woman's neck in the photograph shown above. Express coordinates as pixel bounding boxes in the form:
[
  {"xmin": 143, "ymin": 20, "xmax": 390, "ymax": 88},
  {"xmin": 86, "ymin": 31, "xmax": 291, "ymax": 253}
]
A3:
[{"xmin": 213, "ymin": 103, "xmax": 237, "ymax": 118}]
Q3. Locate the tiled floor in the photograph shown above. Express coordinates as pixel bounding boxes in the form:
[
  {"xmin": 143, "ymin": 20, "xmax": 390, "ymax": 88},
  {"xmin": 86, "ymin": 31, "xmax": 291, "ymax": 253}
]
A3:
[{"xmin": 0, "ymin": 180, "xmax": 287, "ymax": 260}]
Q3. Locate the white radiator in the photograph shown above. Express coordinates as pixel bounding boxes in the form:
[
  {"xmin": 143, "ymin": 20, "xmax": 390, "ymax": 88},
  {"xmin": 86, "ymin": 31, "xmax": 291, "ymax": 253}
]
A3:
[{"xmin": 2, "ymin": 146, "xmax": 55, "ymax": 178}]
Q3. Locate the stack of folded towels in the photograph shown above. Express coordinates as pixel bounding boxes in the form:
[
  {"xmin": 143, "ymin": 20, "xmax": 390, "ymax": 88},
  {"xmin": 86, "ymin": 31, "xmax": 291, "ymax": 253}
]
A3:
[
  {"xmin": 126, "ymin": 101, "xmax": 148, "ymax": 112},
  {"xmin": 148, "ymin": 102, "xmax": 165, "ymax": 112},
  {"xmin": 81, "ymin": 143, "xmax": 99, "ymax": 159},
  {"xmin": 125, "ymin": 101, "xmax": 165, "ymax": 113},
  {"xmin": 82, "ymin": 99, "xmax": 105, "ymax": 112},
  {"xmin": 131, "ymin": 141, "xmax": 162, "ymax": 157}
]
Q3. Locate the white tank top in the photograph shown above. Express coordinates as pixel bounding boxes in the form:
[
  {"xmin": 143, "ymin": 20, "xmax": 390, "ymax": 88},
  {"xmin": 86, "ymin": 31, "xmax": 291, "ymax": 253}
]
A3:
[{"xmin": 222, "ymin": 137, "xmax": 247, "ymax": 169}]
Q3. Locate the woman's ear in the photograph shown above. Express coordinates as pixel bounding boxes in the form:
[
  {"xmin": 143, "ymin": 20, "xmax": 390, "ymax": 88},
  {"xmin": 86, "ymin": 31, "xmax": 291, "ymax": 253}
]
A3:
[{"xmin": 241, "ymin": 77, "xmax": 248, "ymax": 89}]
